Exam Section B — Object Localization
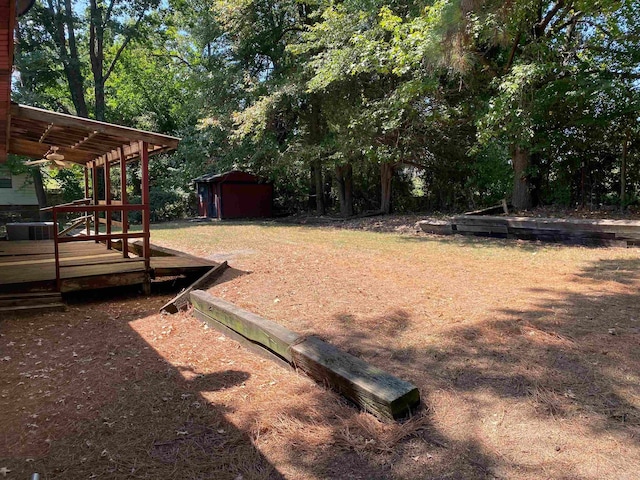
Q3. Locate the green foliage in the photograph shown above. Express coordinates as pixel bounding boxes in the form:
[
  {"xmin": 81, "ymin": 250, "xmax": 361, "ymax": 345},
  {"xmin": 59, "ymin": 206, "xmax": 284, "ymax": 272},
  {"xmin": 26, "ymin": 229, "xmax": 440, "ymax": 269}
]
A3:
[
  {"xmin": 49, "ymin": 167, "xmax": 85, "ymax": 203},
  {"xmin": 12, "ymin": 0, "xmax": 640, "ymax": 216},
  {"xmin": 148, "ymin": 190, "xmax": 189, "ymax": 222}
]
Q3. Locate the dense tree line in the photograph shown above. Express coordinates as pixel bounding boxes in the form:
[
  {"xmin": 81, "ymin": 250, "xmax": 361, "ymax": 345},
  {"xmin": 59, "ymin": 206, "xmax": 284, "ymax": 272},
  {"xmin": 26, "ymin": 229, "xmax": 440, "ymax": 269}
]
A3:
[{"xmin": 13, "ymin": 0, "xmax": 640, "ymax": 216}]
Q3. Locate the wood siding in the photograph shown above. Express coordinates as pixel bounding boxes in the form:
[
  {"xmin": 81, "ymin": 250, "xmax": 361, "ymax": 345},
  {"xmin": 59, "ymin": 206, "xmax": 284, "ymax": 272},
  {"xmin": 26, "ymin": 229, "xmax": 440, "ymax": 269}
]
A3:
[{"xmin": 0, "ymin": 171, "xmax": 39, "ymax": 206}]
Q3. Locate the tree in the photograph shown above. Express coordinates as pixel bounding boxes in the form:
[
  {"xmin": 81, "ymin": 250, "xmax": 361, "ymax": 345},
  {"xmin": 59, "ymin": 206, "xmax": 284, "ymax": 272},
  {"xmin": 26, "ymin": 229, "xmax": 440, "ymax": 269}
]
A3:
[{"xmin": 15, "ymin": 0, "xmax": 163, "ymax": 120}]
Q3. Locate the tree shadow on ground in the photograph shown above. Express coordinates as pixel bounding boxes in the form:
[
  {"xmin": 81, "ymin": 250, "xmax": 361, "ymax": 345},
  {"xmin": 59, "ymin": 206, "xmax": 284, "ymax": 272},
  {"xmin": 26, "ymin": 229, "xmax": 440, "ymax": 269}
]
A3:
[
  {"xmin": 399, "ymin": 231, "xmax": 615, "ymax": 252},
  {"xmin": 309, "ymin": 256, "xmax": 640, "ymax": 478},
  {"xmin": 3, "ymin": 255, "xmax": 638, "ymax": 479},
  {"xmin": 0, "ymin": 294, "xmax": 283, "ymax": 479}
]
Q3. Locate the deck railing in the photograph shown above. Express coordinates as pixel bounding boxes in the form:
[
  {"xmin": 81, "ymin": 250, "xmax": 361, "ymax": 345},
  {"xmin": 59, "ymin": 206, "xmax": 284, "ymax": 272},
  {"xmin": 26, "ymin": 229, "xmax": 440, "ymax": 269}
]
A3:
[{"xmin": 47, "ymin": 202, "xmax": 150, "ymax": 291}]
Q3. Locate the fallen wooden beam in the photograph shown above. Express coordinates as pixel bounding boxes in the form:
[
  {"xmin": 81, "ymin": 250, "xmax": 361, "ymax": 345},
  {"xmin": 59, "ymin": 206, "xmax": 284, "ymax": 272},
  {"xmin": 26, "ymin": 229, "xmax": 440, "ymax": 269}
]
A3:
[
  {"xmin": 59, "ymin": 215, "xmax": 93, "ymax": 236},
  {"xmin": 291, "ymin": 336, "xmax": 420, "ymax": 420},
  {"xmin": 193, "ymin": 310, "xmax": 291, "ymax": 369},
  {"xmin": 160, "ymin": 261, "xmax": 228, "ymax": 314},
  {"xmin": 189, "ymin": 290, "xmax": 421, "ymax": 420},
  {"xmin": 463, "ymin": 199, "xmax": 510, "ymax": 216},
  {"xmin": 190, "ymin": 290, "xmax": 301, "ymax": 362}
]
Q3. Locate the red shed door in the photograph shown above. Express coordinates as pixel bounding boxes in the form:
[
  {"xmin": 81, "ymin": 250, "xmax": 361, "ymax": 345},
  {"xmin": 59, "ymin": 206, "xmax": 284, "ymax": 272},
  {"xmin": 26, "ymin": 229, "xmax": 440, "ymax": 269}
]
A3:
[{"xmin": 220, "ymin": 183, "xmax": 272, "ymax": 219}]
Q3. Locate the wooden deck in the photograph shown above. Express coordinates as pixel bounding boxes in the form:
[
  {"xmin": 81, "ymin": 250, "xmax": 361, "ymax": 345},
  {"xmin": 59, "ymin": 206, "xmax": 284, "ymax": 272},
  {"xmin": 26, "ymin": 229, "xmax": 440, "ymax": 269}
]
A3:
[{"xmin": 0, "ymin": 240, "xmax": 218, "ymax": 294}]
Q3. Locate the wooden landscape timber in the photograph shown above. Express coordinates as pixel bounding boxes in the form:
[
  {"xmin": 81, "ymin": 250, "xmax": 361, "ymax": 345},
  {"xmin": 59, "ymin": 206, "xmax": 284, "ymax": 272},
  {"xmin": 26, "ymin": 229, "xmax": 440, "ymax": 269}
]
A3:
[
  {"xmin": 160, "ymin": 261, "xmax": 228, "ymax": 314},
  {"xmin": 417, "ymin": 215, "xmax": 640, "ymax": 247},
  {"xmin": 190, "ymin": 290, "xmax": 301, "ymax": 362},
  {"xmin": 463, "ymin": 199, "xmax": 510, "ymax": 216},
  {"xmin": 190, "ymin": 289, "xmax": 421, "ymax": 420},
  {"xmin": 290, "ymin": 336, "xmax": 420, "ymax": 420},
  {"xmin": 415, "ymin": 219, "xmax": 454, "ymax": 235}
]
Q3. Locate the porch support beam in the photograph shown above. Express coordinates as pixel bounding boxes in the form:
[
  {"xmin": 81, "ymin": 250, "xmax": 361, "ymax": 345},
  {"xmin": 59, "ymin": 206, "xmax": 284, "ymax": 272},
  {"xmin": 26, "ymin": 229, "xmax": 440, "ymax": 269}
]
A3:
[{"xmin": 119, "ymin": 146, "xmax": 129, "ymax": 259}]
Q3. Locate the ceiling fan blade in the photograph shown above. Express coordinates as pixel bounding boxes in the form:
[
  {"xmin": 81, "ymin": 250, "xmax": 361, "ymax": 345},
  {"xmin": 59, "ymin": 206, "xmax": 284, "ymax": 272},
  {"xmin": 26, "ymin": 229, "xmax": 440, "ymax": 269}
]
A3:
[
  {"xmin": 54, "ymin": 160, "xmax": 78, "ymax": 168},
  {"xmin": 47, "ymin": 153, "xmax": 65, "ymax": 161},
  {"xmin": 24, "ymin": 159, "xmax": 51, "ymax": 166}
]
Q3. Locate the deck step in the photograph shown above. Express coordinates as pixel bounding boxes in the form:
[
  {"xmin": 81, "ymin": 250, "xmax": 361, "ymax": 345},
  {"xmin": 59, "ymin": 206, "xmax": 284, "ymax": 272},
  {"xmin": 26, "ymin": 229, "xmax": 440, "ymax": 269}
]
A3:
[
  {"xmin": 0, "ymin": 302, "xmax": 66, "ymax": 315},
  {"xmin": 0, "ymin": 292, "xmax": 66, "ymax": 313}
]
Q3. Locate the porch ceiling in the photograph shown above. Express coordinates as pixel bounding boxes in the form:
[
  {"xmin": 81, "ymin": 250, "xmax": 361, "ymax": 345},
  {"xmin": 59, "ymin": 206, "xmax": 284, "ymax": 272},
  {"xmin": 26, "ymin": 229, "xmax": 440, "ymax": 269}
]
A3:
[{"xmin": 7, "ymin": 103, "xmax": 180, "ymax": 166}]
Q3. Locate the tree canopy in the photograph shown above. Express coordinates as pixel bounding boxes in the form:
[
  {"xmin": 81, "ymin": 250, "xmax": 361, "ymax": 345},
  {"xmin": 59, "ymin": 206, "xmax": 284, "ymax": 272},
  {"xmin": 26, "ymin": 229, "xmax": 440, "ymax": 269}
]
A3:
[{"xmin": 13, "ymin": 0, "xmax": 640, "ymax": 215}]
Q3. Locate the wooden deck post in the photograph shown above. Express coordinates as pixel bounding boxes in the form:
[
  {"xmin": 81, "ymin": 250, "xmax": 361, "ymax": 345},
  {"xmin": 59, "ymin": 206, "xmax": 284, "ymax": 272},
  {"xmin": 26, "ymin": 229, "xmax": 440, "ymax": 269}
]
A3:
[
  {"xmin": 91, "ymin": 161, "xmax": 99, "ymax": 241},
  {"xmin": 119, "ymin": 146, "xmax": 128, "ymax": 258},
  {"xmin": 105, "ymin": 153, "xmax": 112, "ymax": 250},
  {"xmin": 84, "ymin": 166, "xmax": 90, "ymax": 234},
  {"xmin": 52, "ymin": 208, "xmax": 61, "ymax": 292},
  {"xmin": 140, "ymin": 141, "xmax": 151, "ymax": 294}
]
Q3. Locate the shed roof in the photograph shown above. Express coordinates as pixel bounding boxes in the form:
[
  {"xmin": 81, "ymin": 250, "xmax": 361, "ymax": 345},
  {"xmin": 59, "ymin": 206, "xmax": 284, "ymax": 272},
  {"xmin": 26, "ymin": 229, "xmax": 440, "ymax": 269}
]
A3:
[
  {"xmin": 7, "ymin": 103, "xmax": 180, "ymax": 166},
  {"xmin": 193, "ymin": 170, "xmax": 268, "ymax": 184}
]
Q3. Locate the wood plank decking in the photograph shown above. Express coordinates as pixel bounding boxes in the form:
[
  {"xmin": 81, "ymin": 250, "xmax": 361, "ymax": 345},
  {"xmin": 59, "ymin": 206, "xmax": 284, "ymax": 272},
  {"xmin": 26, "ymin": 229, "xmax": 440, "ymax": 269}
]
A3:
[{"xmin": 0, "ymin": 240, "xmax": 218, "ymax": 294}]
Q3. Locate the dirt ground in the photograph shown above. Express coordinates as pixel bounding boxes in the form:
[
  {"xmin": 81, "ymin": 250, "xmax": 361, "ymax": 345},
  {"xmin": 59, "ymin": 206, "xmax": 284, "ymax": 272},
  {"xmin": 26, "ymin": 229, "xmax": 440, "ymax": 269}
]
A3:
[{"xmin": 1, "ymin": 216, "xmax": 640, "ymax": 479}]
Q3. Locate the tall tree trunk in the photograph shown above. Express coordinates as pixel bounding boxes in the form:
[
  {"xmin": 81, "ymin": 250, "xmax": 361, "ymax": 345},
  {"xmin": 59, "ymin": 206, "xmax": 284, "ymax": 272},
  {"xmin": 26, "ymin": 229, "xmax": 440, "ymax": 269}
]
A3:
[
  {"xmin": 380, "ymin": 162, "xmax": 394, "ymax": 214},
  {"xmin": 313, "ymin": 159, "xmax": 325, "ymax": 215},
  {"xmin": 511, "ymin": 145, "xmax": 533, "ymax": 210},
  {"xmin": 94, "ymin": 79, "xmax": 106, "ymax": 121},
  {"xmin": 308, "ymin": 163, "xmax": 316, "ymax": 211},
  {"xmin": 89, "ymin": 0, "xmax": 105, "ymax": 121},
  {"xmin": 335, "ymin": 163, "xmax": 353, "ymax": 217},
  {"xmin": 621, "ymin": 131, "xmax": 629, "ymax": 212},
  {"xmin": 31, "ymin": 168, "xmax": 47, "ymax": 219},
  {"xmin": 45, "ymin": 0, "xmax": 89, "ymax": 117}
]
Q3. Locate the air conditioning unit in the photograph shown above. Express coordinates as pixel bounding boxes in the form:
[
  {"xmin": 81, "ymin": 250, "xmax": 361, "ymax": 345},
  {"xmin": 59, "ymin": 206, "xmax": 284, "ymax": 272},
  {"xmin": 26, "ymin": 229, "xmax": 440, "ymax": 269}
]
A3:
[{"xmin": 6, "ymin": 222, "xmax": 55, "ymax": 241}]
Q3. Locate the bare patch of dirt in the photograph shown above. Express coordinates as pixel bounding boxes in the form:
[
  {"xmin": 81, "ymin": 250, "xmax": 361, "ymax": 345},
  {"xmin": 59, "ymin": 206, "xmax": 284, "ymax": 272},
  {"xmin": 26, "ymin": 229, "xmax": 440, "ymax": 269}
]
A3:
[{"xmin": 2, "ymin": 217, "xmax": 640, "ymax": 479}]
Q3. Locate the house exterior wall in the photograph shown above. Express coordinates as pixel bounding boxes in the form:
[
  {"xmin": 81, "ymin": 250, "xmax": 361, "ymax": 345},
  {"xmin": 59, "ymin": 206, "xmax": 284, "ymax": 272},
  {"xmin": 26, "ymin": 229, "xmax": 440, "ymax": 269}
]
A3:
[
  {"xmin": 0, "ymin": 0, "xmax": 15, "ymax": 163},
  {"xmin": 0, "ymin": 170, "xmax": 39, "ymax": 206}
]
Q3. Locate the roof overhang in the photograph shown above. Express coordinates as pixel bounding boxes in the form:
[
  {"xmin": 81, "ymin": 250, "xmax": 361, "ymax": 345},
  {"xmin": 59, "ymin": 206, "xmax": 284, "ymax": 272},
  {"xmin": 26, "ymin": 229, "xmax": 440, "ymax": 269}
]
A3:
[
  {"xmin": 16, "ymin": 0, "xmax": 35, "ymax": 16},
  {"xmin": 7, "ymin": 103, "xmax": 180, "ymax": 167}
]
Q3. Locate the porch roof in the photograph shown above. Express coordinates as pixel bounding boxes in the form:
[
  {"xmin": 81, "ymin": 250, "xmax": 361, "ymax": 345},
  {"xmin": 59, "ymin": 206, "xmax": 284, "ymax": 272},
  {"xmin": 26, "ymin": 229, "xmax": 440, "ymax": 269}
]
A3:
[{"xmin": 7, "ymin": 103, "xmax": 180, "ymax": 166}]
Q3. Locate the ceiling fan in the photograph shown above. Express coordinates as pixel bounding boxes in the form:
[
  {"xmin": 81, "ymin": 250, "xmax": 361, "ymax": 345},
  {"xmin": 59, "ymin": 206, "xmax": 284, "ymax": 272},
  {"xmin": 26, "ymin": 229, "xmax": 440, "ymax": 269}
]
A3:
[{"xmin": 24, "ymin": 147, "xmax": 76, "ymax": 169}]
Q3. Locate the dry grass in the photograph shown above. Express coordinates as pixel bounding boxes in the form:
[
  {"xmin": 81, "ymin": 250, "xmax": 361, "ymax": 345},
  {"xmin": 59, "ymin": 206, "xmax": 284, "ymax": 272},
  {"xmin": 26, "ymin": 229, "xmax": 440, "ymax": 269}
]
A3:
[{"xmin": 2, "ymin": 216, "xmax": 640, "ymax": 479}]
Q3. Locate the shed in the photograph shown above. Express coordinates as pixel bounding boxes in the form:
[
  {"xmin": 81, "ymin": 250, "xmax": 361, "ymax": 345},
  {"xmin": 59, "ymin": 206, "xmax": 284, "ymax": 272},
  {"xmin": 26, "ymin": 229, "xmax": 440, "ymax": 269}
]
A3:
[{"xmin": 194, "ymin": 170, "xmax": 273, "ymax": 219}]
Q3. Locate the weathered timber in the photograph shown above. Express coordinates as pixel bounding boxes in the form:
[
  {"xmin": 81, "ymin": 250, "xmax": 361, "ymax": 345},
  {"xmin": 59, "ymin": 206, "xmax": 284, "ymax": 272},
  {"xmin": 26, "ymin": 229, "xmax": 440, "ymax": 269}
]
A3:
[
  {"xmin": 113, "ymin": 239, "xmax": 218, "ymax": 263},
  {"xmin": 0, "ymin": 303, "xmax": 66, "ymax": 314},
  {"xmin": 190, "ymin": 290, "xmax": 301, "ymax": 362},
  {"xmin": 151, "ymin": 257, "xmax": 216, "ymax": 277},
  {"xmin": 0, "ymin": 292, "xmax": 63, "ymax": 308},
  {"xmin": 59, "ymin": 215, "xmax": 93, "ymax": 236},
  {"xmin": 60, "ymin": 256, "xmax": 144, "ymax": 268},
  {"xmin": 189, "ymin": 290, "xmax": 421, "ymax": 420},
  {"xmin": 453, "ymin": 216, "xmax": 509, "ymax": 228},
  {"xmin": 291, "ymin": 336, "xmax": 420, "ymax": 420},
  {"xmin": 455, "ymin": 224, "xmax": 508, "ymax": 236},
  {"xmin": 463, "ymin": 200, "xmax": 510, "ymax": 216},
  {"xmin": 160, "ymin": 261, "xmax": 228, "ymax": 314},
  {"xmin": 416, "ymin": 219, "xmax": 453, "ymax": 235},
  {"xmin": 447, "ymin": 215, "xmax": 640, "ymax": 246},
  {"xmin": 193, "ymin": 310, "xmax": 291, "ymax": 369},
  {"xmin": 0, "ymin": 291, "xmax": 66, "ymax": 314},
  {"xmin": 60, "ymin": 270, "xmax": 147, "ymax": 292}
]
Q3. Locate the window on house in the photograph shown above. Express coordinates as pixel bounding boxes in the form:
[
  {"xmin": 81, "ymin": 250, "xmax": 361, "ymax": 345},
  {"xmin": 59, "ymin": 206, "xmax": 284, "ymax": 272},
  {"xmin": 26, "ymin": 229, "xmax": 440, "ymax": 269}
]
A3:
[{"xmin": 0, "ymin": 167, "xmax": 11, "ymax": 189}]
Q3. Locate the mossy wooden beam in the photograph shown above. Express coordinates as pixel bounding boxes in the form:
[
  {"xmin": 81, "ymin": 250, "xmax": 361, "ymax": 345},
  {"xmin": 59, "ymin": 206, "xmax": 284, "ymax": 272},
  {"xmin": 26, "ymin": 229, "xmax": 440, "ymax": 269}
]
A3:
[
  {"xmin": 190, "ymin": 290, "xmax": 421, "ymax": 420},
  {"xmin": 291, "ymin": 336, "xmax": 420, "ymax": 420},
  {"xmin": 190, "ymin": 290, "xmax": 301, "ymax": 362},
  {"xmin": 193, "ymin": 310, "xmax": 291, "ymax": 369}
]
